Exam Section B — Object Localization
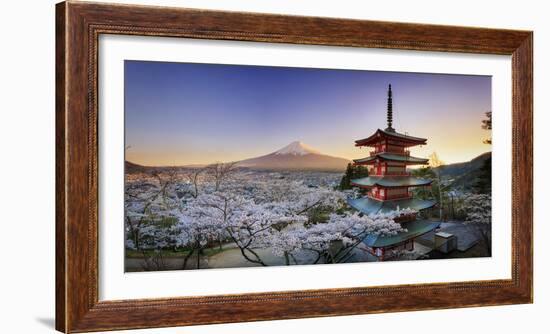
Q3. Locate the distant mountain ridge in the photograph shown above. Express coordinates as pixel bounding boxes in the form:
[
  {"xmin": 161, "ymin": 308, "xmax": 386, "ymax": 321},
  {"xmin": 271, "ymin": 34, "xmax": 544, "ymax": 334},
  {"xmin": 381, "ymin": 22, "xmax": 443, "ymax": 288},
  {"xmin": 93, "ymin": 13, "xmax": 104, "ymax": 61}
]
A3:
[
  {"xmin": 438, "ymin": 151, "xmax": 491, "ymax": 190},
  {"xmin": 125, "ymin": 160, "xmax": 151, "ymax": 174},
  {"xmin": 438, "ymin": 152, "xmax": 491, "ymax": 177},
  {"xmin": 125, "ymin": 141, "xmax": 351, "ymax": 173},
  {"xmin": 237, "ymin": 141, "xmax": 350, "ymax": 171}
]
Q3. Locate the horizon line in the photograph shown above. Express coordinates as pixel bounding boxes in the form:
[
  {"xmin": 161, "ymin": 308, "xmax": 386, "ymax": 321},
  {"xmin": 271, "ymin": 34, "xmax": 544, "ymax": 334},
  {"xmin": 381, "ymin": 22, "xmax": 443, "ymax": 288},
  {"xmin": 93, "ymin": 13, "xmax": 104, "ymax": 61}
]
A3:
[{"xmin": 125, "ymin": 150, "xmax": 491, "ymax": 169}]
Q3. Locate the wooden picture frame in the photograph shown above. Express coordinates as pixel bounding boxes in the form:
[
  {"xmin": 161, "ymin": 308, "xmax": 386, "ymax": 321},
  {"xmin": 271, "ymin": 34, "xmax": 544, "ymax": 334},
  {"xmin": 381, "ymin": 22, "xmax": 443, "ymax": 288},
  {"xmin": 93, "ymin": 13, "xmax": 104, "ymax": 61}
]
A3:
[{"xmin": 56, "ymin": 1, "xmax": 532, "ymax": 332}]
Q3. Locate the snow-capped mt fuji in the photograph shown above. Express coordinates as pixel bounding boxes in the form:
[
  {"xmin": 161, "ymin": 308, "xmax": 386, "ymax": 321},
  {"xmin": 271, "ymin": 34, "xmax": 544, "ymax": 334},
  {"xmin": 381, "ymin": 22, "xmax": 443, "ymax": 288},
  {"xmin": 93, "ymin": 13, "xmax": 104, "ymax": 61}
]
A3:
[
  {"xmin": 238, "ymin": 141, "xmax": 350, "ymax": 171},
  {"xmin": 274, "ymin": 141, "xmax": 321, "ymax": 156}
]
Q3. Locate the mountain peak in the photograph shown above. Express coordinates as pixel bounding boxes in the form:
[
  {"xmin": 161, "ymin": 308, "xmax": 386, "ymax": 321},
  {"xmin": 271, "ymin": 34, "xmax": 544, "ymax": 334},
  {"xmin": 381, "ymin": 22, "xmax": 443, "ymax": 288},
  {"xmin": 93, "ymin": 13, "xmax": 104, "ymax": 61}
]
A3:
[
  {"xmin": 274, "ymin": 141, "xmax": 321, "ymax": 156},
  {"xmin": 238, "ymin": 140, "xmax": 350, "ymax": 171}
]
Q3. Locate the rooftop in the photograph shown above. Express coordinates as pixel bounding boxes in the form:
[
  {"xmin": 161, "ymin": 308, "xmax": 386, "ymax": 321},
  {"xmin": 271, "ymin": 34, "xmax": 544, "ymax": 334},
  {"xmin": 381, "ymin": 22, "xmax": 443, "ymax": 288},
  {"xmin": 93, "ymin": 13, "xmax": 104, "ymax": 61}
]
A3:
[
  {"xmin": 351, "ymin": 176, "xmax": 432, "ymax": 188},
  {"xmin": 363, "ymin": 219, "xmax": 441, "ymax": 248},
  {"xmin": 347, "ymin": 197, "xmax": 436, "ymax": 215},
  {"xmin": 355, "ymin": 129, "xmax": 427, "ymax": 147},
  {"xmin": 354, "ymin": 153, "xmax": 429, "ymax": 165}
]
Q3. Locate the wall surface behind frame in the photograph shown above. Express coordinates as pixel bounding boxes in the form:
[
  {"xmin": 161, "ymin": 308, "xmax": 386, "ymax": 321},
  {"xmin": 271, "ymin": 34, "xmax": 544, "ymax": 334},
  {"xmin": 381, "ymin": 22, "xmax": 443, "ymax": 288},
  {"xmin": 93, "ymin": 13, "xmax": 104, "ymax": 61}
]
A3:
[{"xmin": 0, "ymin": 0, "xmax": 546, "ymax": 333}]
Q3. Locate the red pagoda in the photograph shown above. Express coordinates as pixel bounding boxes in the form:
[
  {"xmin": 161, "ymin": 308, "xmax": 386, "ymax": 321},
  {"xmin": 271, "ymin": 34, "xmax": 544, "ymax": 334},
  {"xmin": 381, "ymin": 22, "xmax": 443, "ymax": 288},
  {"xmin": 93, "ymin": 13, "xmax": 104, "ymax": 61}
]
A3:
[{"xmin": 348, "ymin": 84, "xmax": 439, "ymax": 260}]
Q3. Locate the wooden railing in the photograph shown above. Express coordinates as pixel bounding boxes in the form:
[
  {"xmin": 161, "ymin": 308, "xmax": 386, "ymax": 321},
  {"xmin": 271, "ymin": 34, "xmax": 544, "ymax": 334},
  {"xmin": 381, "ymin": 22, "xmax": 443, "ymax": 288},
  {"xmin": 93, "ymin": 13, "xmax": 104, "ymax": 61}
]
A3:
[
  {"xmin": 393, "ymin": 212, "xmax": 417, "ymax": 223},
  {"xmin": 369, "ymin": 149, "xmax": 410, "ymax": 156},
  {"xmin": 367, "ymin": 192, "xmax": 412, "ymax": 201},
  {"xmin": 384, "ymin": 193, "xmax": 412, "ymax": 200},
  {"xmin": 384, "ymin": 171, "xmax": 409, "ymax": 176},
  {"xmin": 368, "ymin": 171, "xmax": 410, "ymax": 176}
]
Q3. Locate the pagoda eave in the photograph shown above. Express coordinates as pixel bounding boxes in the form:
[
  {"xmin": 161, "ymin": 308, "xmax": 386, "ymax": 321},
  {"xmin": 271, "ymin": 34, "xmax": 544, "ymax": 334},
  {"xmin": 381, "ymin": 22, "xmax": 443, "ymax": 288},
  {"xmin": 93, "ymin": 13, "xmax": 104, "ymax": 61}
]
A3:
[
  {"xmin": 355, "ymin": 129, "xmax": 427, "ymax": 147},
  {"xmin": 350, "ymin": 176, "xmax": 433, "ymax": 188},
  {"xmin": 353, "ymin": 160, "xmax": 429, "ymax": 166},
  {"xmin": 347, "ymin": 197, "xmax": 437, "ymax": 215},
  {"xmin": 350, "ymin": 183, "xmax": 432, "ymax": 189},
  {"xmin": 362, "ymin": 219, "xmax": 441, "ymax": 248},
  {"xmin": 353, "ymin": 153, "xmax": 429, "ymax": 165}
]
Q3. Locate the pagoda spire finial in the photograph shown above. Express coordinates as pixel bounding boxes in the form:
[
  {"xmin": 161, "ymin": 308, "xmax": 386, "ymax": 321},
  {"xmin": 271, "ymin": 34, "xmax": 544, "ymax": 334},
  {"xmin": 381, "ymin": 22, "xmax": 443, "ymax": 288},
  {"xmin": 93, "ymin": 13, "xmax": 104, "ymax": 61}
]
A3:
[{"xmin": 385, "ymin": 84, "xmax": 395, "ymax": 132}]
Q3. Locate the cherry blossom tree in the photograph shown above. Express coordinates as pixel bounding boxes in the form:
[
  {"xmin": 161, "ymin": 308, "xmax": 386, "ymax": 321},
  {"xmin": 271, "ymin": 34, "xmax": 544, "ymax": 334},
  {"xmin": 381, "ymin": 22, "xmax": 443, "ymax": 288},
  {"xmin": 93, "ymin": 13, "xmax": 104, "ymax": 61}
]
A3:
[
  {"xmin": 184, "ymin": 167, "xmax": 206, "ymax": 198},
  {"xmin": 176, "ymin": 191, "xmax": 410, "ymax": 267},
  {"xmin": 171, "ymin": 198, "xmax": 229, "ymax": 269},
  {"xmin": 175, "ymin": 192, "xmax": 303, "ymax": 266},
  {"xmin": 429, "ymin": 152, "xmax": 444, "ymax": 220},
  {"xmin": 124, "ymin": 170, "xmax": 184, "ymax": 270},
  {"xmin": 462, "ymin": 193, "xmax": 492, "ymax": 256},
  {"xmin": 267, "ymin": 210, "xmax": 410, "ymax": 265},
  {"xmin": 206, "ymin": 161, "xmax": 239, "ymax": 191},
  {"xmin": 125, "ymin": 168, "xmax": 419, "ymax": 270},
  {"xmin": 125, "ymin": 170, "xmax": 180, "ymax": 251}
]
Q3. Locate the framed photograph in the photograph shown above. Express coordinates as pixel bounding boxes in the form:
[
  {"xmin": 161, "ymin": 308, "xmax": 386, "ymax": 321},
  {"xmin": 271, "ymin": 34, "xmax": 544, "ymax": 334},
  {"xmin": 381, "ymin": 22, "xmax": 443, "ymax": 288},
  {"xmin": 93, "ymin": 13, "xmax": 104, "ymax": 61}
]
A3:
[{"xmin": 56, "ymin": 1, "xmax": 532, "ymax": 332}]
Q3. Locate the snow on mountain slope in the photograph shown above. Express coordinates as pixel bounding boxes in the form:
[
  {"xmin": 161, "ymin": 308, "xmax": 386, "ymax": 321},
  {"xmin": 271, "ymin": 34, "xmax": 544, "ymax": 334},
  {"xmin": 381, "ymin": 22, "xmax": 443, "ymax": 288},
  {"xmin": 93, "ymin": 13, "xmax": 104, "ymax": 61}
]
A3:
[
  {"xmin": 238, "ymin": 141, "xmax": 350, "ymax": 171},
  {"xmin": 274, "ymin": 141, "xmax": 321, "ymax": 156}
]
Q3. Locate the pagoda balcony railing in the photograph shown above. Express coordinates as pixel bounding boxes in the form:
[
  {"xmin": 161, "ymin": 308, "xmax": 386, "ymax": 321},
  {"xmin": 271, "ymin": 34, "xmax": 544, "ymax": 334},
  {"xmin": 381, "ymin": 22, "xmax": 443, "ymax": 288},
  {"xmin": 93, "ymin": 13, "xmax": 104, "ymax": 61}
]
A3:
[
  {"xmin": 367, "ymin": 171, "xmax": 411, "ymax": 177},
  {"xmin": 391, "ymin": 150, "xmax": 410, "ymax": 156},
  {"xmin": 370, "ymin": 149, "xmax": 410, "ymax": 156},
  {"xmin": 368, "ymin": 193, "xmax": 413, "ymax": 201},
  {"xmin": 394, "ymin": 212, "xmax": 417, "ymax": 223},
  {"xmin": 384, "ymin": 193, "xmax": 413, "ymax": 201},
  {"xmin": 385, "ymin": 171, "xmax": 410, "ymax": 176},
  {"xmin": 368, "ymin": 171, "xmax": 410, "ymax": 176}
]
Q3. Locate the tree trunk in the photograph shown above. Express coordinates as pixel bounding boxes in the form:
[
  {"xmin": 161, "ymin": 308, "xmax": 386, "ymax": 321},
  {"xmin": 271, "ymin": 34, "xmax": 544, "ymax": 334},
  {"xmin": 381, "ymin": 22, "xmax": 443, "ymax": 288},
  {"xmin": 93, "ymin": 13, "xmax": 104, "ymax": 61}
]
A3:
[
  {"xmin": 196, "ymin": 248, "xmax": 201, "ymax": 269},
  {"xmin": 182, "ymin": 248, "xmax": 195, "ymax": 270},
  {"xmin": 437, "ymin": 171, "xmax": 443, "ymax": 221},
  {"xmin": 238, "ymin": 247, "xmax": 267, "ymax": 266},
  {"xmin": 450, "ymin": 195, "xmax": 455, "ymax": 220},
  {"xmin": 480, "ymin": 229, "xmax": 492, "ymax": 256},
  {"xmin": 133, "ymin": 230, "xmax": 140, "ymax": 250}
]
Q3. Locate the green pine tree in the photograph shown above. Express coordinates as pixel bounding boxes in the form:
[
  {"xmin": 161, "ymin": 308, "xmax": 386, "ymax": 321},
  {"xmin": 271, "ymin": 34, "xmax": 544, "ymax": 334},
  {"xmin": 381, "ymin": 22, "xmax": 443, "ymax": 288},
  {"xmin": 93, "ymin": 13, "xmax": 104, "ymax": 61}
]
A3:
[
  {"xmin": 339, "ymin": 163, "xmax": 369, "ymax": 190},
  {"xmin": 473, "ymin": 157, "xmax": 491, "ymax": 194},
  {"xmin": 411, "ymin": 166, "xmax": 437, "ymax": 200},
  {"xmin": 475, "ymin": 110, "xmax": 492, "ymax": 193}
]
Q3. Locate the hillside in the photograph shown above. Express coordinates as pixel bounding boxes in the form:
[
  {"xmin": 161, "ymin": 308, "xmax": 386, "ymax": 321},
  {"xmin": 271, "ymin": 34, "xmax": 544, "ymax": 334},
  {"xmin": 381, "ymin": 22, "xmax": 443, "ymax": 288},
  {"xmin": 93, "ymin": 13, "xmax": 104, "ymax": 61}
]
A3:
[
  {"xmin": 438, "ymin": 152, "xmax": 491, "ymax": 190},
  {"xmin": 125, "ymin": 160, "xmax": 160, "ymax": 174}
]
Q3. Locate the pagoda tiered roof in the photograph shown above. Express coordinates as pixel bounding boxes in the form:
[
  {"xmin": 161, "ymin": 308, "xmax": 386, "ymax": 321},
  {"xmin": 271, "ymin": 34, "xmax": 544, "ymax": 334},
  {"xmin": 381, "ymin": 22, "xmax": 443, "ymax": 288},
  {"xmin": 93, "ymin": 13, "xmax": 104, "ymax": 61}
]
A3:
[
  {"xmin": 351, "ymin": 176, "xmax": 432, "ymax": 188},
  {"xmin": 353, "ymin": 153, "xmax": 429, "ymax": 165},
  {"xmin": 347, "ymin": 197, "xmax": 436, "ymax": 215},
  {"xmin": 362, "ymin": 219, "xmax": 440, "ymax": 248},
  {"xmin": 355, "ymin": 128, "xmax": 427, "ymax": 147}
]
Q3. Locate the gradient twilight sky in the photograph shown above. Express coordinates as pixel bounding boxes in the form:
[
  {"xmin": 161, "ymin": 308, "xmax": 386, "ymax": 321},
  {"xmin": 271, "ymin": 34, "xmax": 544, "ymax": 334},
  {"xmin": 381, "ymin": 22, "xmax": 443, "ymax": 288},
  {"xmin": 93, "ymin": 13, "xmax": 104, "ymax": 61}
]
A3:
[{"xmin": 125, "ymin": 60, "xmax": 491, "ymax": 166}]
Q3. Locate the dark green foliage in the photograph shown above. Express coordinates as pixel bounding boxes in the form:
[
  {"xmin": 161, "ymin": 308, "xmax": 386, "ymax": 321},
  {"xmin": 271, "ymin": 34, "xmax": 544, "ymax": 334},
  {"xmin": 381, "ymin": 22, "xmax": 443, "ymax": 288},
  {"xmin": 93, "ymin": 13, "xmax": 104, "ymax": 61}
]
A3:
[
  {"xmin": 155, "ymin": 216, "xmax": 179, "ymax": 228},
  {"xmin": 476, "ymin": 109, "xmax": 492, "ymax": 192},
  {"xmin": 410, "ymin": 167, "xmax": 436, "ymax": 200},
  {"xmin": 473, "ymin": 156, "xmax": 491, "ymax": 194},
  {"xmin": 436, "ymin": 152, "xmax": 490, "ymax": 179},
  {"xmin": 307, "ymin": 206, "xmax": 331, "ymax": 225},
  {"xmin": 482, "ymin": 111, "xmax": 492, "ymax": 144},
  {"xmin": 339, "ymin": 163, "xmax": 369, "ymax": 190},
  {"xmin": 436, "ymin": 152, "xmax": 491, "ymax": 193}
]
